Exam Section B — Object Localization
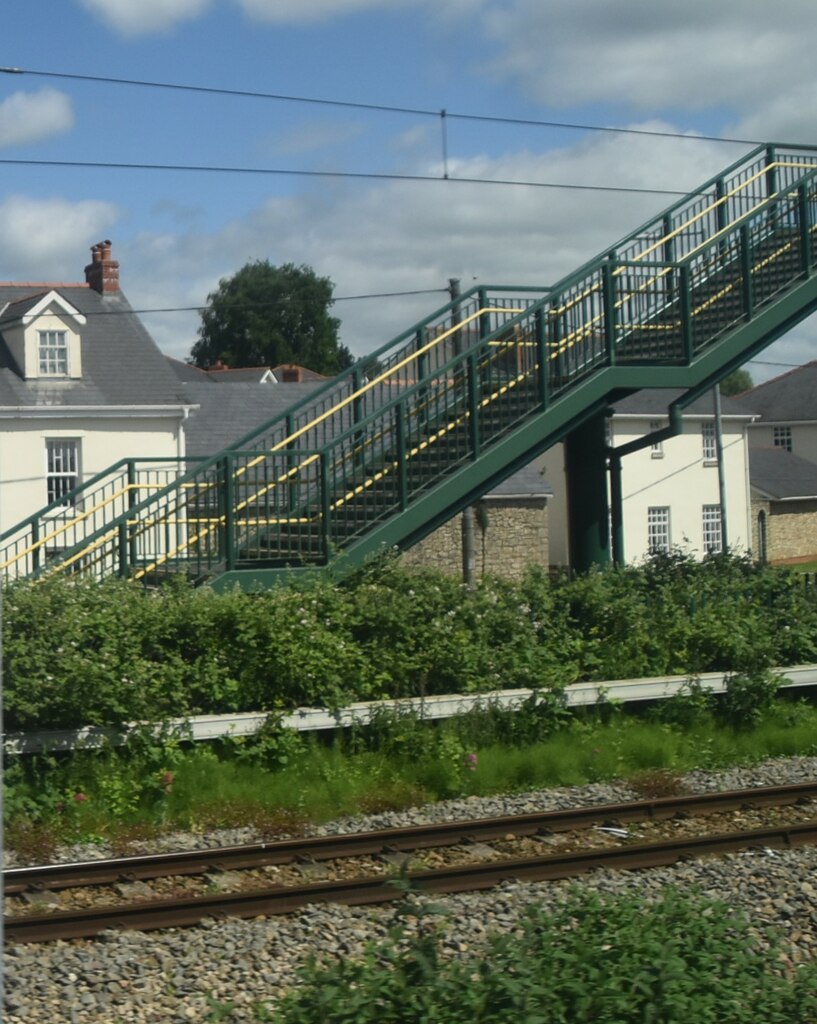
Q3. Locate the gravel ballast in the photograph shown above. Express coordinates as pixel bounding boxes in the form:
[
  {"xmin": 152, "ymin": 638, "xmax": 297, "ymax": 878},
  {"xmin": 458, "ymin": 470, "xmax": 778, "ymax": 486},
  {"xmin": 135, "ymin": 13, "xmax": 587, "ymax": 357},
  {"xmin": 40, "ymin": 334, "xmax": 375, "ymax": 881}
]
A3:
[{"xmin": 5, "ymin": 755, "xmax": 817, "ymax": 1023}]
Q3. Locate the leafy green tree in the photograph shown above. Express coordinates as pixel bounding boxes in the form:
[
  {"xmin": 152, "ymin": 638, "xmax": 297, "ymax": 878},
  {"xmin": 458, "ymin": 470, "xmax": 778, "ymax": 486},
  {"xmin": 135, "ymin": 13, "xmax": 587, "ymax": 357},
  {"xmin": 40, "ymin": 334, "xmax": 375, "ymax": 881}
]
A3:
[
  {"xmin": 191, "ymin": 261, "xmax": 353, "ymax": 375},
  {"xmin": 719, "ymin": 368, "xmax": 754, "ymax": 396}
]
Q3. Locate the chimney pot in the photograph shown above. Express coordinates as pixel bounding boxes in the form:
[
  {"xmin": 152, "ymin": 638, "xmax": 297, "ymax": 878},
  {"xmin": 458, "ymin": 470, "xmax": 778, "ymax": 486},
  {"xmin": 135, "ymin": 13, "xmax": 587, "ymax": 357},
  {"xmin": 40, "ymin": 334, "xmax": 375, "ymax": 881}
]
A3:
[{"xmin": 85, "ymin": 239, "xmax": 120, "ymax": 293}]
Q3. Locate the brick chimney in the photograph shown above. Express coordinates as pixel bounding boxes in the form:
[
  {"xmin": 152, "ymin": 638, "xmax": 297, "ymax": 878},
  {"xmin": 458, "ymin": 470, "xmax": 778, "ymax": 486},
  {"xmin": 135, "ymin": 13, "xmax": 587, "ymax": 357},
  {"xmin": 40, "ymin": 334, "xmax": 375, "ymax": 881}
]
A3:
[{"xmin": 84, "ymin": 240, "xmax": 120, "ymax": 294}]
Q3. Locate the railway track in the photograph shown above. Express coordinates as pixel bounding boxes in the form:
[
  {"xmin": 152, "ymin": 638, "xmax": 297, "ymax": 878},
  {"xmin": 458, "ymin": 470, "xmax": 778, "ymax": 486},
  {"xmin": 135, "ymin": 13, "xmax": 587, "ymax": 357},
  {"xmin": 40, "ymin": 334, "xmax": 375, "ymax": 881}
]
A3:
[{"xmin": 6, "ymin": 781, "xmax": 817, "ymax": 944}]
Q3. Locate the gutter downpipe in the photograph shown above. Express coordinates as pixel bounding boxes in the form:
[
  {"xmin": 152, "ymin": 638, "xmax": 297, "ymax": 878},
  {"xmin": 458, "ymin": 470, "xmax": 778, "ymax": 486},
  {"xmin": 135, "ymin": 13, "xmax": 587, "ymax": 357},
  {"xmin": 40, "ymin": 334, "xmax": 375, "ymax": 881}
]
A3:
[
  {"xmin": 608, "ymin": 404, "xmax": 684, "ymax": 567},
  {"xmin": 713, "ymin": 386, "xmax": 729, "ymax": 551}
]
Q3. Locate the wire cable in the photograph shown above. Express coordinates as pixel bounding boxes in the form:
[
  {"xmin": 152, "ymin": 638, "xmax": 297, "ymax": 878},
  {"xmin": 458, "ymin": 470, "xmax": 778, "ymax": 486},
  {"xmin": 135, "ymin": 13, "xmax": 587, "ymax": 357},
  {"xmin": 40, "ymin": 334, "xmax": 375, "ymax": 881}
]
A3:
[
  {"xmin": 0, "ymin": 157, "xmax": 689, "ymax": 197},
  {"xmin": 0, "ymin": 65, "xmax": 762, "ymax": 149},
  {"xmin": 81, "ymin": 287, "xmax": 450, "ymax": 316}
]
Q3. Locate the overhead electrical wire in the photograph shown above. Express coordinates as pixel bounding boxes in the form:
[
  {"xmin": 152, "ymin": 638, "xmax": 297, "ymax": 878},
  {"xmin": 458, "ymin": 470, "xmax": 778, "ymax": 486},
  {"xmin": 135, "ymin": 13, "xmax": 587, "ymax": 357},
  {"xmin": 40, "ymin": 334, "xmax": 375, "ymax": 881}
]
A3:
[
  {"xmin": 0, "ymin": 157, "xmax": 690, "ymax": 198},
  {"xmin": 81, "ymin": 288, "xmax": 450, "ymax": 317},
  {"xmin": 0, "ymin": 65, "xmax": 762, "ymax": 148}
]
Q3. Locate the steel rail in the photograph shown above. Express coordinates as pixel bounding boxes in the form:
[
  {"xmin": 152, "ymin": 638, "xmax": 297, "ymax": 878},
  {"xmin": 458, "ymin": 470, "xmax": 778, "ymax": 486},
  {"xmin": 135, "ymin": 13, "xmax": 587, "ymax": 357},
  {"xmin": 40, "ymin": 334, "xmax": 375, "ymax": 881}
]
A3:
[
  {"xmin": 7, "ymin": 817, "xmax": 817, "ymax": 944},
  {"xmin": 7, "ymin": 781, "xmax": 817, "ymax": 895}
]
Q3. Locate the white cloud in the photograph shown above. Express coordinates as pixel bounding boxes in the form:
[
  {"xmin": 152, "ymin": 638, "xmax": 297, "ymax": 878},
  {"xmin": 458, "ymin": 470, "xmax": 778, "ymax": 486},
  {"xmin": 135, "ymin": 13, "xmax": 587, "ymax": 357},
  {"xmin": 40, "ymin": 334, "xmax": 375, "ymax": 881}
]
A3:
[
  {"xmin": 79, "ymin": 0, "xmax": 211, "ymax": 36},
  {"xmin": 266, "ymin": 120, "xmax": 365, "ymax": 157},
  {"xmin": 0, "ymin": 90, "xmax": 74, "ymax": 148},
  {"xmin": 474, "ymin": 0, "xmax": 817, "ymax": 135},
  {"xmin": 0, "ymin": 197, "xmax": 120, "ymax": 280},
  {"xmin": 117, "ymin": 127, "xmax": 736, "ymax": 362},
  {"xmin": 235, "ymin": 0, "xmax": 410, "ymax": 24}
]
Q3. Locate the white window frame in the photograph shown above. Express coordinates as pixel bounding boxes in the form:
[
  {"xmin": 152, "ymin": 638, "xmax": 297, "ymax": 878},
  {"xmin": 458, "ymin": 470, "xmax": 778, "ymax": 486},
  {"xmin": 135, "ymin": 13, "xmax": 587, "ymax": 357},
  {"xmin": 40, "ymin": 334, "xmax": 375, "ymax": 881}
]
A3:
[
  {"xmin": 46, "ymin": 439, "xmax": 80, "ymax": 507},
  {"xmin": 773, "ymin": 425, "xmax": 792, "ymax": 452},
  {"xmin": 702, "ymin": 504, "xmax": 723, "ymax": 553},
  {"xmin": 38, "ymin": 330, "xmax": 69, "ymax": 376},
  {"xmin": 647, "ymin": 506, "xmax": 671, "ymax": 553},
  {"xmin": 702, "ymin": 421, "xmax": 717, "ymax": 462}
]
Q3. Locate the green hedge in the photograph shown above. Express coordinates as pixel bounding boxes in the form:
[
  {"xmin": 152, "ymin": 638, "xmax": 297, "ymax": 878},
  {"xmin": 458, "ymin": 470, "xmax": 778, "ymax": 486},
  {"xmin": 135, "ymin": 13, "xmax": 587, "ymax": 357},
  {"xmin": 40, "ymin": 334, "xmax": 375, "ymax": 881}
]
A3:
[{"xmin": 6, "ymin": 552, "xmax": 817, "ymax": 732}]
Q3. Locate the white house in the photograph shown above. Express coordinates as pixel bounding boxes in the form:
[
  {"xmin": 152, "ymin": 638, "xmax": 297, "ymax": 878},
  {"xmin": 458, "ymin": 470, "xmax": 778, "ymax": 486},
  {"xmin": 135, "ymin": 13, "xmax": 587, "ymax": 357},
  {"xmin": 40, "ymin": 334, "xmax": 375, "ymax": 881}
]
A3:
[
  {"xmin": 541, "ymin": 389, "xmax": 756, "ymax": 566},
  {"xmin": 0, "ymin": 241, "xmax": 192, "ymax": 542}
]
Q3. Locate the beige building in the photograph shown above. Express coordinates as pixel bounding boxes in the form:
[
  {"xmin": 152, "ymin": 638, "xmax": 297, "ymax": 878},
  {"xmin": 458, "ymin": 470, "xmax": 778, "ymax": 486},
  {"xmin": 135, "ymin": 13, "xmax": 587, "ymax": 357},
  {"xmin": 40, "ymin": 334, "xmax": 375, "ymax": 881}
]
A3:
[
  {"xmin": 0, "ymin": 243, "xmax": 191, "ymax": 559},
  {"xmin": 743, "ymin": 364, "xmax": 817, "ymax": 562},
  {"xmin": 542, "ymin": 390, "xmax": 756, "ymax": 566}
]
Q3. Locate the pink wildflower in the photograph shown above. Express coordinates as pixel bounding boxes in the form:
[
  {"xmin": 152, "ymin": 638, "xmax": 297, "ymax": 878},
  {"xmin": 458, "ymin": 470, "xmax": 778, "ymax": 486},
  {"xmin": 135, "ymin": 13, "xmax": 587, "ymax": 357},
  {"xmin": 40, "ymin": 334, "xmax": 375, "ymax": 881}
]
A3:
[
  {"xmin": 465, "ymin": 752, "xmax": 478, "ymax": 771},
  {"xmin": 160, "ymin": 771, "xmax": 175, "ymax": 793},
  {"xmin": 73, "ymin": 791, "xmax": 87, "ymax": 803}
]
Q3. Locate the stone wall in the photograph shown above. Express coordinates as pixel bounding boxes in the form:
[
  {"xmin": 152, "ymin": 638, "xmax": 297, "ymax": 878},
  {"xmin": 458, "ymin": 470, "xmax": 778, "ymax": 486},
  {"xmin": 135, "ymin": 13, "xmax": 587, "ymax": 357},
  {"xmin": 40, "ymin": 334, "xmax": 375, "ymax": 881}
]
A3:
[
  {"xmin": 400, "ymin": 498, "xmax": 549, "ymax": 581},
  {"xmin": 751, "ymin": 497, "xmax": 817, "ymax": 562}
]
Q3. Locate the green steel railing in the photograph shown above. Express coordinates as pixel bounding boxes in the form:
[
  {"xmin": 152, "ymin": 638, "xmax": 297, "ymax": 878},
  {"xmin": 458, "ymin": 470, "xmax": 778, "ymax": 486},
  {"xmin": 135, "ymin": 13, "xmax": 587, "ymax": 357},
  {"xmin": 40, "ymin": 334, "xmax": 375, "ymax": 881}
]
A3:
[
  {"xmin": 0, "ymin": 457, "xmax": 199, "ymax": 580},
  {"xmin": 5, "ymin": 142, "xmax": 817, "ymax": 585}
]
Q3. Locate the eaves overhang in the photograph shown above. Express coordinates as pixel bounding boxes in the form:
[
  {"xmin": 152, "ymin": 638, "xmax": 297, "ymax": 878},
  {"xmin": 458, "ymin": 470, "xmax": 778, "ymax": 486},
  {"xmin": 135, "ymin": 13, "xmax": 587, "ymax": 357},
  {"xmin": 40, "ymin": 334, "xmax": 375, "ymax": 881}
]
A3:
[{"xmin": 0, "ymin": 404, "xmax": 198, "ymax": 419}]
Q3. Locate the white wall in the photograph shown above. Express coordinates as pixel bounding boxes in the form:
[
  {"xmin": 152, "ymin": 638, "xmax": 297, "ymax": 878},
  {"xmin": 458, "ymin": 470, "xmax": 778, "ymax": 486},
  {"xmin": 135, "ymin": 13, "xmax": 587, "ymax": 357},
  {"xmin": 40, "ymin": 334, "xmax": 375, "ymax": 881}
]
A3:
[
  {"xmin": 749, "ymin": 422, "xmax": 817, "ymax": 464},
  {"xmin": 0, "ymin": 414, "xmax": 184, "ymax": 538},
  {"xmin": 539, "ymin": 414, "xmax": 753, "ymax": 567},
  {"xmin": 616, "ymin": 415, "xmax": 752, "ymax": 562}
]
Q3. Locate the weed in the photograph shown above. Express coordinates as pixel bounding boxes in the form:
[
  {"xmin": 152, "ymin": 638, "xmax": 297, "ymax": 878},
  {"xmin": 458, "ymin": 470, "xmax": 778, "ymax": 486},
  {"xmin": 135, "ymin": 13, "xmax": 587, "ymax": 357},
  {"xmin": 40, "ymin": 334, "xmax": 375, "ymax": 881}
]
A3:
[{"xmin": 626, "ymin": 768, "xmax": 690, "ymax": 799}]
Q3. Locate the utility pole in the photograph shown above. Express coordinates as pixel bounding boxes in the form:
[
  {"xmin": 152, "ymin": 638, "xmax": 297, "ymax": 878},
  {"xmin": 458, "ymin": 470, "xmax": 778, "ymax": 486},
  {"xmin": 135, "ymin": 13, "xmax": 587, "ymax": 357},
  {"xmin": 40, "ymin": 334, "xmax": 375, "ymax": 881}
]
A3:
[{"xmin": 449, "ymin": 277, "xmax": 476, "ymax": 587}]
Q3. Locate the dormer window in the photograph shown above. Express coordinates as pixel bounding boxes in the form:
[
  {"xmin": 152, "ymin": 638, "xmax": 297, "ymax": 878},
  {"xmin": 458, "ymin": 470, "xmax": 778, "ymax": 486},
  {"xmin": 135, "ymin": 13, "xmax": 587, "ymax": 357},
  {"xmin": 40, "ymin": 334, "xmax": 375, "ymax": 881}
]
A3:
[
  {"xmin": 39, "ymin": 330, "xmax": 69, "ymax": 376},
  {"xmin": 0, "ymin": 290, "xmax": 85, "ymax": 380}
]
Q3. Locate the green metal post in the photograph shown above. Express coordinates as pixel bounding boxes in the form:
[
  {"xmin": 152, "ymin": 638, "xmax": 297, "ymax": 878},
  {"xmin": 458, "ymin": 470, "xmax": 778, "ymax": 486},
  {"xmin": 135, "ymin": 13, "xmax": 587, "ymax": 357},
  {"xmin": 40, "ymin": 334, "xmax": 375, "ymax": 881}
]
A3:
[
  {"xmin": 352, "ymin": 367, "xmax": 364, "ymax": 467},
  {"xmin": 715, "ymin": 178, "xmax": 728, "ymax": 232},
  {"xmin": 799, "ymin": 183, "xmax": 813, "ymax": 273},
  {"xmin": 715, "ymin": 177, "xmax": 729, "ymax": 263},
  {"xmin": 766, "ymin": 145, "xmax": 778, "ymax": 199},
  {"xmin": 31, "ymin": 521, "xmax": 40, "ymax": 575},
  {"xmin": 609, "ymin": 450, "xmax": 624, "ymax": 567},
  {"xmin": 467, "ymin": 352, "xmax": 480, "ymax": 459},
  {"xmin": 550, "ymin": 299, "xmax": 563, "ymax": 389},
  {"xmin": 535, "ymin": 305, "xmax": 548, "ymax": 410},
  {"xmin": 679, "ymin": 265, "xmax": 694, "ymax": 362},
  {"xmin": 286, "ymin": 413, "xmax": 298, "ymax": 513},
  {"xmin": 320, "ymin": 453, "xmax": 331, "ymax": 562},
  {"xmin": 663, "ymin": 214, "xmax": 676, "ymax": 302},
  {"xmin": 565, "ymin": 411, "xmax": 611, "ymax": 572},
  {"xmin": 118, "ymin": 522, "xmax": 129, "ymax": 578},
  {"xmin": 395, "ymin": 401, "xmax": 408, "ymax": 510},
  {"xmin": 127, "ymin": 461, "xmax": 138, "ymax": 570},
  {"xmin": 740, "ymin": 224, "xmax": 754, "ymax": 319},
  {"xmin": 222, "ymin": 455, "xmax": 236, "ymax": 572},
  {"xmin": 602, "ymin": 259, "xmax": 617, "ymax": 366},
  {"xmin": 478, "ymin": 287, "xmax": 490, "ymax": 341},
  {"xmin": 416, "ymin": 326, "xmax": 428, "ymax": 427}
]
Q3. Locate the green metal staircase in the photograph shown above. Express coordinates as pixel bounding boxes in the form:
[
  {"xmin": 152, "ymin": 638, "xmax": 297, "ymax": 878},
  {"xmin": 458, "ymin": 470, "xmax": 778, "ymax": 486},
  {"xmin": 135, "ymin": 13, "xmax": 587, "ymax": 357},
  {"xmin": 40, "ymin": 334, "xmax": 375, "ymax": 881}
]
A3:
[{"xmin": 4, "ymin": 142, "xmax": 817, "ymax": 588}]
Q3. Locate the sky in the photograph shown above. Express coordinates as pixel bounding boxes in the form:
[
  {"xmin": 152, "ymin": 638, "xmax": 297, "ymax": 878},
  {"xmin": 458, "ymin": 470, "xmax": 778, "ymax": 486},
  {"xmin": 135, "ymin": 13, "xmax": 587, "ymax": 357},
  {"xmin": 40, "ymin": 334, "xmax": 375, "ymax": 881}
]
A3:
[{"xmin": 3, "ymin": 0, "xmax": 817, "ymax": 384}]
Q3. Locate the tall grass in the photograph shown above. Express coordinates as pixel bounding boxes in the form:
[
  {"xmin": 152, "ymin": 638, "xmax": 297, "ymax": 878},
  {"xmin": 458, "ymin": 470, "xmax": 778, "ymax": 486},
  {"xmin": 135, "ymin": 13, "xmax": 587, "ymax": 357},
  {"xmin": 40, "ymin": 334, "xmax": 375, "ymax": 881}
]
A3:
[{"xmin": 7, "ymin": 696, "xmax": 817, "ymax": 860}]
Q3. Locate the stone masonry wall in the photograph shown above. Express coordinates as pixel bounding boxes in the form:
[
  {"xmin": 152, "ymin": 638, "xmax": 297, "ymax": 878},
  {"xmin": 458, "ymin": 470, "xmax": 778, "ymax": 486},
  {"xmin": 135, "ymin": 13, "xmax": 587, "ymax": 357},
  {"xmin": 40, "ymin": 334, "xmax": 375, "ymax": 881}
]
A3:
[
  {"xmin": 751, "ymin": 497, "xmax": 817, "ymax": 562},
  {"xmin": 769, "ymin": 500, "xmax": 817, "ymax": 562},
  {"xmin": 400, "ymin": 499, "xmax": 549, "ymax": 581}
]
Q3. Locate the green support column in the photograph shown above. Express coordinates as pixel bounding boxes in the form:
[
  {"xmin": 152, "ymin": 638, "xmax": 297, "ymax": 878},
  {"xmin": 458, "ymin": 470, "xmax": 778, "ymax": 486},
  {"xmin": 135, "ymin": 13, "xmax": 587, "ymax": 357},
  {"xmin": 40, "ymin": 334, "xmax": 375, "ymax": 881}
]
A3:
[
  {"xmin": 609, "ymin": 452, "xmax": 624, "ymax": 568},
  {"xmin": 565, "ymin": 411, "xmax": 611, "ymax": 572}
]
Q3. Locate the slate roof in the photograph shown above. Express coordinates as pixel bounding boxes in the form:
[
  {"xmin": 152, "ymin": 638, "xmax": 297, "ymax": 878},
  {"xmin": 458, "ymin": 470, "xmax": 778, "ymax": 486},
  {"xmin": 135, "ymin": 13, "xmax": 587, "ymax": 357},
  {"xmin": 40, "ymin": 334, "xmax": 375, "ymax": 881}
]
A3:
[
  {"xmin": 180, "ymin": 381, "xmax": 325, "ymax": 457},
  {"xmin": 166, "ymin": 357, "xmax": 214, "ymax": 384},
  {"xmin": 179, "ymin": 379, "xmax": 551, "ymax": 498},
  {"xmin": 739, "ymin": 361, "xmax": 817, "ymax": 422},
  {"xmin": 610, "ymin": 388, "xmax": 755, "ymax": 418},
  {"xmin": 0, "ymin": 284, "xmax": 188, "ymax": 408},
  {"xmin": 750, "ymin": 446, "xmax": 817, "ymax": 500},
  {"xmin": 482, "ymin": 464, "xmax": 552, "ymax": 499},
  {"xmin": 207, "ymin": 366, "xmax": 274, "ymax": 383}
]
